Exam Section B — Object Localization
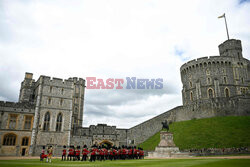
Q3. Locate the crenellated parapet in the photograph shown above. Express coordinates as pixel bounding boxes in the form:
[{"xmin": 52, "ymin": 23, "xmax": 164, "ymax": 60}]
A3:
[{"xmin": 0, "ymin": 101, "xmax": 35, "ymax": 109}]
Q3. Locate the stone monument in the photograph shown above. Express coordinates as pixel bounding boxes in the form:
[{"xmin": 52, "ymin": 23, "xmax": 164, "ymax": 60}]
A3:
[{"xmin": 148, "ymin": 131, "xmax": 191, "ymax": 158}]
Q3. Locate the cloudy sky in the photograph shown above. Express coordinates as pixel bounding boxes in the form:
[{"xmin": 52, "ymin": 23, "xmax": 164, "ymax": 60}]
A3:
[{"xmin": 0, "ymin": 0, "xmax": 250, "ymax": 128}]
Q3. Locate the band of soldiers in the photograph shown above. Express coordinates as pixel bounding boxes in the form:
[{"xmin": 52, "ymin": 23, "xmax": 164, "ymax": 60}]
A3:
[{"xmin": 40, "ymin": 145, "xmax": 144, "ymax": 162}]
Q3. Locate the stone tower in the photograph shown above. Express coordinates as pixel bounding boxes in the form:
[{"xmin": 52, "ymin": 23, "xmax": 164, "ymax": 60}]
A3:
[
  {"xmin": 71, "ymin": 77, "xmax": 85, "ymax": 134},
  {"xmin": 25, "ymin": 74, "xmax": 85, "ymax": 155},
  {"xmin": 180, "ymin": 39, "xmax": 249, "ymax": 105},
  {"xmin": 219, "ymin": 39, "xmax": 243, "ymax": 58},
  {"xmin": 18, "ymin": 73, "xmax": 35, "ymax": 103}
]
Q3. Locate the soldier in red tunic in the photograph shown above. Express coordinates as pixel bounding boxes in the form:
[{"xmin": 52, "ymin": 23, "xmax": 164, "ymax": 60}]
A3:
[
  {"xmin": 62, "ymin": 145, "xmax": 67, "ymax": 161},
  {"xmin": 128, "ymin": 146, "xmax": 133, "ymax": 159},
  {"xmin": 67, "ymin": 146, "xmax": 73, "ymax": 161},
  {"xmin": 113, "ymin": 147, "xmax": 118, "ymax": 160},
  {"xmin": 90, "ymin": 145, "xmax": 97, "ymax": 162},
  {"xmin": 133, "ymin": 146, "xmax": 138, "ymax": 159},
  {"xmin": 40, "ymin": 146, "xmax": 47, "ymax": 161},
  {"xmin": 75, "ymin": 146, "xmax": 81, "ymax": 161},
  {"xmin": 81, "ymin": 145, "xmax": 89, "ymax": 161},
  {"xmin": 139, "ymin": 147, "xmax": 144, "ymax": 159}
]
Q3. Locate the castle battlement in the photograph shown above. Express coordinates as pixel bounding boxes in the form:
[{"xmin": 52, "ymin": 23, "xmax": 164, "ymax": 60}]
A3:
[
  {"xmin": 36, "ymin": 75, "xmax": 85, "ymax": 87},
  {"xmin": 0, "ymin": 101, "xmax": 35, "ymax": 109}
]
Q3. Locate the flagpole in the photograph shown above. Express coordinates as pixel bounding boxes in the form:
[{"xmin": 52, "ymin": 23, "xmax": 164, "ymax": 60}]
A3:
[{"xmin": 224, "ymin": 14, "xmax": 230, "ymax": 40}]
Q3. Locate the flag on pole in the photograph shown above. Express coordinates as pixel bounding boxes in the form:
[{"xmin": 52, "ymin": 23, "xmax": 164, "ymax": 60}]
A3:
[{"xmin": 218, "ymin": 13, "xmax": 225, "ymax": 19}]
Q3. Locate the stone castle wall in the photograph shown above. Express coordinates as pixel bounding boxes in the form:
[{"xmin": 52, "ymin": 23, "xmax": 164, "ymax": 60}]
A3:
[{"xmin": 127, "ymin": 95, "xmax": 250, "ymax": 145}]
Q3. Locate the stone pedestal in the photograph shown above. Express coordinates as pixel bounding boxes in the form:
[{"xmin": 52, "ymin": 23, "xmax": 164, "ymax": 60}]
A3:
[{"xmin": 148, "ymin": 131, "xmax": 191, "ymax": 158}]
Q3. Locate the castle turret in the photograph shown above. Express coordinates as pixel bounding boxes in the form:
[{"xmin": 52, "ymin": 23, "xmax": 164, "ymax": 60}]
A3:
[
  {"xmin": 19, "ymin": 72, "xmax": 35, "ymax": 103},
  {"xmin": 218, "ymin": 39, "xmax": 243, "ymax": 58}
]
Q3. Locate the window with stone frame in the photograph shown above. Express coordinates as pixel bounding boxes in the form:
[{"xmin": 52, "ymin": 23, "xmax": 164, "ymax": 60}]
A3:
[
  {"xmin": 21, "ymin": 137, "xmax": 29, "ymax": 146},
  {"xmin": 8, "ymin": 114, "xmax": 17, "ymax": 129},
  {"xmin": 190, "ymin": 91, "xmax": 193, "ymax": 101},
  {"xmin": 60, "ymin": 99, "xmax": 63, "ymax": 106},
  {"xmin": 56, "ymin": 113, "xmax": 63, "ymax": 132},
  {"xmin": 208, "ymin": 88, "xmax": 214, "ymax": 98},
  {"xmin": 206, "ymin": 69, "xmax": 210, "ymax": 75},
  {"xmin": 48, "ymin": 97, "xmax": 51, "ymax": 105},
  {"xmin": 189, "ymin": 81, "xmax": 192, "ymax": 88},
  {"xmin": 225, "ymin": 88, "xmax": 230, "ymax": 97},
  {"xmin": 24, "ymin": 116, "xmax": 32, "ymax": 130},
  {"xmin": 61, "ymin": 88, "xmax": 64, "ymax": 95},
  {"xmin": 49, "ymin": 86, "xmax": 53, "ymax": 93},
  {"xmin": 2, "ymin": 133, "xmax": 16, "ymax": 146},
  {"xmin": 223, "ymin": 77, "xmax": 227, "ymax": 84},
  {"xmin": 207, "ymin": 77, "xmax": 211, "ymax": 85},
  {"xmin": 43, "ymin": 112, "xmax": 50, "ymax": 131}
]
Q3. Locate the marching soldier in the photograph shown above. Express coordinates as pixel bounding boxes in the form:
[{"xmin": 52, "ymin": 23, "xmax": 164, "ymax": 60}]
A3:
[
  {"xmin": 47, "ymin": 146, "xmax": 53, "ymax": 163},
  {"xmin": 81, "ymin": 145, "xmax": 89, "ymax": 161},
  {"xmin": 40, "ymin": 146, "xmax": 47, "ymax": 161},
  {"xmin": 62, "ymin": 145, "xmax": 67, "ymax": 161},
  {"xmin": 75, "ymin": 146, "xmax": 81, "ymax": 161}
]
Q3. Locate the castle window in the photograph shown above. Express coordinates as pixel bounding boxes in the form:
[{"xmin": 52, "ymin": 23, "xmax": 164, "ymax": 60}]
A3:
[
  {"xmin": 24, "ymin": 116, "xmax": 32, "ymax": 130},
  {"xmin": 225, "ymin": 88, "xmax": 230, "ymax": 98},
  {"xmin": 61, "ymin": 88, "xmax": 64, "ymax": 95},
  {"xmin": 223, "ymin": 77, "xmax": 227, "ymax": 84},
  {"xmin": 48, "ymin": 98, "xmax": 51, "ymax": 105},
  {"xmin": 241, "ymin": 78, "xmax": 244, "ymax": 84},
  {"xmin": 56, "ymin": 113, "xmax": 63, "ymax": 132},
  {"xmin": 43, "ymin": 112, "xmax": 50, "ymax": 131},
  {"xmin": 8, "ymin": 115, "xmax": 17, "ymax": 129},
  {"xmin": 21, "ymin": 137, "xmax": 29, "ymax": 146},
  {"xmin": 207, "ymin": 77, "xmax": 211, "ymax": 85},
  {"xmin": 190, "ymin": 92, "xmax": 193, "ymax": 102},
  {"xmin": 3, "ymin": 133, "xmax": 16, "ymax": 146},
  {"xmin": 60, "ymin": 99, "xmax": 63, "ymax": 106},
  {"xmin": 207, "ymin": 88, "xmax": 214, "ymax": 98},
  {"xmin": 49, "ymin": 86, "xmax": 53, "ymax": 93},
  {"xmin": 189, "ymin": 81, "xmax": 192, "ymax": 88},
  {"xmin": 206, "ymin": 69, "xmax": 210, "ymax": 75},
  {"xmin": 75, "ymin": 86, "xmax": 79, "ymax": 93}
]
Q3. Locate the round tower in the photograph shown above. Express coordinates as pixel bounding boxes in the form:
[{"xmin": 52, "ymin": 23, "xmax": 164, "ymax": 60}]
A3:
[{"xmin": 180, "ymin": 39, "xmax": 249, "ymax": 105}]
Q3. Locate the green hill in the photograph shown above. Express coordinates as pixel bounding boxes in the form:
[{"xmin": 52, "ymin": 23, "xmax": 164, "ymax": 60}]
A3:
[{"xmin": 138, "ymin": 116, "xmax": 250, "ymax": 151}]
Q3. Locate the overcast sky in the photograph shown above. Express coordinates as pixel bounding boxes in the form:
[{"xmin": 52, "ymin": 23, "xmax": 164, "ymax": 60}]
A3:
[{"xmin": 0, "ymin": 0, "xmax": 250, "ymax": 128}]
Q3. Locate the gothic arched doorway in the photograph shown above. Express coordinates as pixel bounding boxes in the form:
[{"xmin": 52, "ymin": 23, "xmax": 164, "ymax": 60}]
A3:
[{"xmin": 99, "ymin": 140, "xmax": 113, "ymax": 148}]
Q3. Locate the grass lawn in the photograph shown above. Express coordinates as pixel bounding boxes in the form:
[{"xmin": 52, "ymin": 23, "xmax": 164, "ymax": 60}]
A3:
[
  {"xmin": 138, "ymin": 116, "xmax": 250, "ymax": 151},
  {"xmin": 0, "ymin": 159, "xmax": 250, "ymax": 167}
]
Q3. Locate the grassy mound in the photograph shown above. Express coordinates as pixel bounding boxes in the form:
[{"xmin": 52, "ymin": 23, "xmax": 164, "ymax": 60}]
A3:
[{"xmin": 138, "ymin": 116, "xmax": 250, "ymax": 151}]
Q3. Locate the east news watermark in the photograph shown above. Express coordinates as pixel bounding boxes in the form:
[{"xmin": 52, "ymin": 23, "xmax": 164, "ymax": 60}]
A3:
[{"xmin": 86, "ymin": 77, "xmax": 163, "ymax": 89}]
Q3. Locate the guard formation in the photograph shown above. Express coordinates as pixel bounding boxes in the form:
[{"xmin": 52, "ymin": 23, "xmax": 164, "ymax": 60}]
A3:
[{"xmin": 40, "ymin": 145, "xmax": 144, "ymax": 162}]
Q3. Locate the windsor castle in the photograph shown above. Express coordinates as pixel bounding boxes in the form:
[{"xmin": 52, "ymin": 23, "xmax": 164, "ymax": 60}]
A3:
[{"xmin": 0, "ymin": 39, "xmax": 249, "ymax": 156}]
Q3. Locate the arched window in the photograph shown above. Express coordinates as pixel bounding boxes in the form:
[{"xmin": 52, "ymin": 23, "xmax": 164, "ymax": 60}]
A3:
[
  {"xmin": 190, "ymin": 92, "xmax": 193, "ymax": 102},
  {"xmin": 3, "ymin": 133, "xmax": 16, "ymax": 146},
  {"xmin": 48, "ymin": 97, "xmax": 51, "ymax": 105},
  {"xmin": 224, "ymin": 77, "xmax": 227, "ymax": 84},
  {"xmin": 43, "ymin": 112, "xmax": 50, "ymax": 131},
  {"xmin": 208, "ymin": 88, "xmax": 214, "ymax": 98},
  {"xmin": 22, "ymin": 137, "xmax": 29, "ymax": 146},
  {"xmin": 189, "ymin": 81, "xmax": 192, "ymax": 88},
  {"xmin": 56, "ymin": 113, "xmax": 62, "ymax": 132},
  {"xmin": 225, "ymin": 88, "xmax": 230, "ymax": 98},
  {"xmin": 207, "ymin": 77, "xmax": 211, "ymax": 85}
]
